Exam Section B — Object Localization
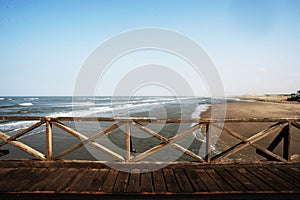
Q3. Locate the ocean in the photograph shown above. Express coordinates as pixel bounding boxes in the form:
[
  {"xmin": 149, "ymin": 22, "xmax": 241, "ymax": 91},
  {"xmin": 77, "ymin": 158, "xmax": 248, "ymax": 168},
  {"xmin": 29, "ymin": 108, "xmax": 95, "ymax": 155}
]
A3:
[{"xmin": 0, "ymin": 96, "xmax": 239, "ymax": 161}]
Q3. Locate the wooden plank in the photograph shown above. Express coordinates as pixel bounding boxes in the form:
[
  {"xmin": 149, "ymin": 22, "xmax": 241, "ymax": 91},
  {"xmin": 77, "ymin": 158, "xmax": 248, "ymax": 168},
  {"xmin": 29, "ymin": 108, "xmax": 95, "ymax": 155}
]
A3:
[
  {"xmin": 1, "ymin": 160, "xmax": 300, "ymax": 196},
  {"xmin": 226, "ymin": 168, "xmax": 259, "ymax": 191},
  {"xmin": 238, "ymin": 168, "xmax": 274, "ymax": 191},
  {"xmin": 281, "ymin": 167, "xmax": 300, "ymax": 182},
  {"xmin": 261, "ymin": 168, "xmax": 300, "ymax": 191},
  {"xmin": 270, "ymin": 167, "xmax": 300, "ymax": 189},
  {"xmin": 185, "ymin": 169, "xmax": 208, "ymax": 192},
  {"xmin": 28, "ymin": 168, "xmax": 67, "ymax": 191},
  {"xmin": 62, "ymin": 169, "xmax": 98, "ymax": 192},
  {"xmin": 214, "ymin": 168, "xmax": 247, "ymax": 191},
  {"xmin": 101, "ymin": 169, "xmax": 119, "ymax": 193},
  {"xmin": 173, "ymin": 169, "xmax": 193, "ymax": 193},
  {"xmin": 65, "ymin": 169, "xmax": 92, "ymax": 191},
  {"xmin": 127, "ymin": 170, "xmax": 141, "ymax": 193},
  {"xmin": 0, "ymin": 116, "xmax": 47, "ymax": 121},
  {"xmin": 0, "ymin": 168, "xmax": 32, "ymax": 192},
  {"xmin": 41, "ymin": 168, "xmax": 74, "ymax": 191},
  {"xmin": 195, "ymin": 169, "xmax": 220, "ymax": 192},
  {"xmin": 0, "ymin": 168, "xmax": 16, "ymax": 178},
  {"xmin": 49, "ymin": 168, "xmax": 81, "ymax": 192},
  {"xmin": 140, "ymin": 172, "xmax": 153, "ymax": 192},
  {"xmin": 14, "ymin": 168, "xmax": 49, "ymax": 191},
  {"xmin": 25, "ymin": 168, "xmax": 56, "ymax": 191},
  {"xmin": 290, "ymin": 167, "xmax": 300, "ymax": 173},
  {"xmin": 1, "ymin": 115, "xmax": 300, "ymax": 123},
  {"xmin": 163, "ymin": 168, "xmax": 180, "ymax": 193},
  {"xmin": 47, "ymin": 168, "xmax": 80, "ymax": 191},
  {"xmin": 89, "ymin": 169, "xmax": 109, "ymax": 191},
  {"xmin": 152, "ymin": 169, "xmax": 167, "ymax": 192},
  {"xmin": 251, "ymin": 168, "xmax": 288, "ymax": 191},
  {"xmin": 12, "ymin": 168, "xmax": 51, "ymax": 192},
  {"xmin": 113, "ymin": 171, "xmax": 129, "ymax": 193},
  {"xmin": 205, "ymin": 169, "xmax": 233, "ymax": 191}
]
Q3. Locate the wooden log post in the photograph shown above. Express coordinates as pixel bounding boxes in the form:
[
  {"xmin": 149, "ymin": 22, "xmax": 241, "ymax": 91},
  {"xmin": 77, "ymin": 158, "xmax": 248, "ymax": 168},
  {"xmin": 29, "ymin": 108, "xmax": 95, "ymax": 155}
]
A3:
[
  {"xmin": 283, "ymin": 122, "xmax": 291, "ymax": 161},
  {"xmin": 205, "ymin": 124, "xmax": 211, "ymax": 163},
  {"xmin": 126, "ymin": 122, "xmax": 131, "ymax": 162},
  {"xmin": 46, "ymin": 118, "xmax": 53, "ymax": 160}
]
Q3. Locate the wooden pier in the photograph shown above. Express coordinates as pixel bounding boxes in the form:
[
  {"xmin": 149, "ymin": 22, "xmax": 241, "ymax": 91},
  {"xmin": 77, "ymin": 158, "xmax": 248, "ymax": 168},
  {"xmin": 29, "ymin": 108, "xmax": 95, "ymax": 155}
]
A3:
[
  {"xmin": 0, "ymin": 160, "xmax": 300, "ymax": 199},
  {"xmin": 0, "ymin": 116, "xmax": 300, "ymax": 199}
]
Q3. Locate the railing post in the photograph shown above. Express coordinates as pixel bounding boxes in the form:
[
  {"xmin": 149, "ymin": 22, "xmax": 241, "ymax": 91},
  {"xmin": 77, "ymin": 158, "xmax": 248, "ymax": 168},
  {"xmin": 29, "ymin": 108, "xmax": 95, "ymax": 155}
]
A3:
[
  {"xmin": 205, "ymin": 123, "xmax": 211, "ymax": 163},
  {"xmin": 126, "ymin": 122, "xmax": 131, "ymax": 162},
  {"xmin": 283, "ymin": 122, "xmax": 291, "ymax": 161},
  {"xmin": 46, "ymin": 118, "xmax": 53, "ymax": 160}
]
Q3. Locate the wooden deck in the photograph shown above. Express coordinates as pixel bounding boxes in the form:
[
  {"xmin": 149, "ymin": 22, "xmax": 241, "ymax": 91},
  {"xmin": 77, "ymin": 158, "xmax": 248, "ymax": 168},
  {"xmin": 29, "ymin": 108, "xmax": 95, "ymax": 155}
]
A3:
[{"xmin": 0, "ymin": 160, "xmax": 300, "ymax": 199}]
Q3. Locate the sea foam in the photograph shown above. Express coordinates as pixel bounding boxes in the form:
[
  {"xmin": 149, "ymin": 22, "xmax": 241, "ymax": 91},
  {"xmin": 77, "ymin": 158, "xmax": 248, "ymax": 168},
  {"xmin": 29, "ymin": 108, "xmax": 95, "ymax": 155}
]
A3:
[{"xmin": 19, "ymin": 103, "xmax": 33, "ymax": 106}]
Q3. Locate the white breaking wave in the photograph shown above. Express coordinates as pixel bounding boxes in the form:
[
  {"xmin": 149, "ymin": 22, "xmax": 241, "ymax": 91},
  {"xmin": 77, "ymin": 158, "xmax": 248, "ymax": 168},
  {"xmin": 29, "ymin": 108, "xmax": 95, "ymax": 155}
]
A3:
[
  {"xmin": 23, "ymin": 98, "xmax": 39, "ymax": 100},
  {"xmin": 191, "ymin": 104, "xmax": 210, "ymax": 143},
  {"xmin": 19, "ymin": 103, "xmax": 33, "ymax": 106},
  {"xmin": 190, "ymin": 104, "xmax": 219, "ymax": 155},
  {"xmin": 0, "ymin": 98, "xmax": 4, "ymax": 100},
  {"xmin": 49, "ymin": 98, "xmax": 178, "ymax": 118},
  {"xmin": 0, "ymin": 121, "xmax": 37, "ymax": 132}
]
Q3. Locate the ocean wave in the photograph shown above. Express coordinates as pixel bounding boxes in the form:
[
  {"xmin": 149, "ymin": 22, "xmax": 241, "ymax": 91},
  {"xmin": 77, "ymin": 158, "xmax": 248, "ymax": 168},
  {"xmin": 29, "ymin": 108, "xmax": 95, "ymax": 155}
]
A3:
[
  {"xmin": 92, "ymin": 97, "xmax": 111, "ymax": 101},
  {"xmin": 191, "ymin": 103, "xmax": 221, "ymax": 155},
  {"xmin": 0, "ymin": 121, "xmax": 37, "ymax": 132},
  {"xmin": 191, "ymin": 104, "xmax": 210, "ymax": 142},
  {"xmin": 226, "ymin": 98, "xmax": 241, "ymax": 102},
  {"xmin": 23, "ymin": 98, "xmax": 39, "ymax": 100},
  {"xmin": 0, "ymin": 98, "xmax": 4, "ymax": 100},
  {"xmin": 89, "ymin": 102, "xmax": 151, "ymax": 113},
  {"xmin": 19, "ymin": 103, "xmax": 33, "ymax": 106}
]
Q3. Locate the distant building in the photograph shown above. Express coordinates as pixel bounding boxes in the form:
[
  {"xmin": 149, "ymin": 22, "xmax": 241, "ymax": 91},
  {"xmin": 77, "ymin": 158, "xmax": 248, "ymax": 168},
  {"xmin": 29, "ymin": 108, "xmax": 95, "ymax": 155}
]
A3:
[{"xmin": 287, "ymin": 90, "xmax": 300, "ymax": 101}]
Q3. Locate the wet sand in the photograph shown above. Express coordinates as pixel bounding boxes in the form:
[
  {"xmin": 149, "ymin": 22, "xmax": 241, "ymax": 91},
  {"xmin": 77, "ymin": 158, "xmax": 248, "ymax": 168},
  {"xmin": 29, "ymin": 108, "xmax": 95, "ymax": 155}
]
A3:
[{"xmin": 200, "ymin": 99, "xmax": 300, "ymax": 162}]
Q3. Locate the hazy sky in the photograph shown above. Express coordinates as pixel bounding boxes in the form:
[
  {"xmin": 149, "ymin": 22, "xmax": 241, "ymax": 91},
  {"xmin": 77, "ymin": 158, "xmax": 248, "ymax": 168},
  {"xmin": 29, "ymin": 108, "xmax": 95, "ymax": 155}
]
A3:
[{"xmin": 1, "ymin": 0, "xmax": 300, "ymax": 96}]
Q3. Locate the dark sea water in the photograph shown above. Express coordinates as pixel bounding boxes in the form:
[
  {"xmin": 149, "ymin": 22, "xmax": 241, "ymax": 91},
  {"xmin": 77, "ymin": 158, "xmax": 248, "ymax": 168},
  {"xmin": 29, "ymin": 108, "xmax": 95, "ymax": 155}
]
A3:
[{"xmin": 0, "ymin": 96, "xmax": 240, "ymax": 161}]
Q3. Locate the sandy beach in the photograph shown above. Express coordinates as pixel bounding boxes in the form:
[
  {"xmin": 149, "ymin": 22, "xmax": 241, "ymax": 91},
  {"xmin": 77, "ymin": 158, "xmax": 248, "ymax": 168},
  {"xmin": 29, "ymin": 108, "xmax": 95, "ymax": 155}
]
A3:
[{"xmin": 200, "ymin": 97, "xmax": 300, "ymax": 162}]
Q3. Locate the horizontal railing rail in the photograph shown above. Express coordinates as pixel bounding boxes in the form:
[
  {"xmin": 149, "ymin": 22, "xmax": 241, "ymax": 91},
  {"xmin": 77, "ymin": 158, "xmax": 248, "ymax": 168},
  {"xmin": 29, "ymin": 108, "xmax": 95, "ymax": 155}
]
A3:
[{"xmin": 0, "ymin": 116, "xmax": 300, "ymax": 163}]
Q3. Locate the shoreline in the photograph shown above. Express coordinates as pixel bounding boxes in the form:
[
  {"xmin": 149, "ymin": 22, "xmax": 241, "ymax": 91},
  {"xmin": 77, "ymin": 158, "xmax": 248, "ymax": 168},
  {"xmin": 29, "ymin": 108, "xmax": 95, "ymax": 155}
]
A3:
[
  {"xmin": 231, "ymin": 94, "xmax": 297, "ymax": 104},
  {"xmin": 201, "ymin": 100, "xmax": 300, "ymax": 119}
]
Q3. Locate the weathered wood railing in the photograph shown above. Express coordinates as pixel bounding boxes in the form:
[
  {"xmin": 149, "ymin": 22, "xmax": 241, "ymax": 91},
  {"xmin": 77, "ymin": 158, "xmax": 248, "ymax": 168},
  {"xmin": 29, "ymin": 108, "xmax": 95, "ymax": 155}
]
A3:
[{"xmin": 0, "ymin": 116, "xmax": 300, "ymax": 163}]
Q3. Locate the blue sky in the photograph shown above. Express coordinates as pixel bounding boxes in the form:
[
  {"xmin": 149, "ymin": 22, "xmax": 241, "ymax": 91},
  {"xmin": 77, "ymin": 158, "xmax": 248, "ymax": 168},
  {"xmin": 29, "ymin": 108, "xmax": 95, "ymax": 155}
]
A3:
[{"xmin": 0, "ymin": 0, "xmax": 300, "ymax": 96}]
